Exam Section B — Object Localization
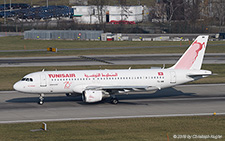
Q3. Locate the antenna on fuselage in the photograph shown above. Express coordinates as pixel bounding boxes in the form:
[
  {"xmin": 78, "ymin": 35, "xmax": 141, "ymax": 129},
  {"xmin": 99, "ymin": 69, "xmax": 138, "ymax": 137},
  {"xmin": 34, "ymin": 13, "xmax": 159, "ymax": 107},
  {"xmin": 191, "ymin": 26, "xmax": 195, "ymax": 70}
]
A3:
[{"xmin": 42, "ymin": 69, "xmax": 45, "ymax": 72}]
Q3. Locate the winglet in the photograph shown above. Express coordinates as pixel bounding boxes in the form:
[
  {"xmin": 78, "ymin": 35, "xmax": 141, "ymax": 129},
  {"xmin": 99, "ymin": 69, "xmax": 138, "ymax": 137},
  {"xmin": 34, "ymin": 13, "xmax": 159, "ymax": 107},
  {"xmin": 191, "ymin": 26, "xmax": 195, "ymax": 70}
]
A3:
[{"xmin": 170, "ymin": 35, "xmax": 209, "ymax": 70}]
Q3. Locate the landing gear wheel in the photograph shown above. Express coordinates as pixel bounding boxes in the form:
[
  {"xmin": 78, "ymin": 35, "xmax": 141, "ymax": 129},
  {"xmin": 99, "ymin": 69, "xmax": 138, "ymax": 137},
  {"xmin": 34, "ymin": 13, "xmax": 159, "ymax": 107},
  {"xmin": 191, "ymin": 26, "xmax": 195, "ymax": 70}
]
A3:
[
  {"xmin": 38, "ymin": 94, "xmax": 45, "ymax": 105},
  {"xmin": 111, "ymin": 98, "xmax": 119, "ymax": 104},
  {"xmin": 38, "ymin": 101, "xmax": 44, "ymax": 105}
]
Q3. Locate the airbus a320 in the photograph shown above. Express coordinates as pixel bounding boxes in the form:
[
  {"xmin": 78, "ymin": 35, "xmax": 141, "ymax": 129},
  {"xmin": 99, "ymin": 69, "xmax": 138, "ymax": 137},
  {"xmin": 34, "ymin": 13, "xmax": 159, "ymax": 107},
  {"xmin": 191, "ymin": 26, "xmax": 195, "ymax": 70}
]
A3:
[{"xmin": 13, "ymin": 35, "xmax": 212, "ymax": 105}]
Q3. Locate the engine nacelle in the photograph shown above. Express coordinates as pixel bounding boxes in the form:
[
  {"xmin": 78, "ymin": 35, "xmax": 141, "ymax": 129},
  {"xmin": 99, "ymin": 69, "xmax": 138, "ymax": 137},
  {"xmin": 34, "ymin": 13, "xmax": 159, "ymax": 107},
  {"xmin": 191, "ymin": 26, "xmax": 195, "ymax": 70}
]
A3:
[{"xmin": 82, "ymin": 90, "xmax": 103, "ymax": 103}]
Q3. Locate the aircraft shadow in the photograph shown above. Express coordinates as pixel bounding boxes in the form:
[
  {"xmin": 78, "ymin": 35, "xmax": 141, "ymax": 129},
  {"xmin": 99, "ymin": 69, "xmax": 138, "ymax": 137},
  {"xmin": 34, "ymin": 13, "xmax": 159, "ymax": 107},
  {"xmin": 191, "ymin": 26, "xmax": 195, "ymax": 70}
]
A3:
[
  {"xmin": 100, "ymin": 87, "xmax": 195, "ymax": 105},
  {"xmin": 6, "ymin": 87, "xmax": 195, "ymax": 104},
  {"xmin": 117, "ymin": 87, "xmax": 195, "ymax": 100}
]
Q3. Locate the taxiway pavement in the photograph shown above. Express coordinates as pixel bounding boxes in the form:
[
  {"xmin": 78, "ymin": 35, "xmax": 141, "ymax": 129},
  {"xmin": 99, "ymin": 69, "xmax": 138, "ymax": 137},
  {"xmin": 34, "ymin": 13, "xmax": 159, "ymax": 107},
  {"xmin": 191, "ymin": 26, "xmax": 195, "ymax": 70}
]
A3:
[
  {"xmin": 0, "ymin": 53, "xmax": 225, "ymax": 67},
  {"xmin": 0, "ymin": 84, "xmax": 225, "ymax": 123}
]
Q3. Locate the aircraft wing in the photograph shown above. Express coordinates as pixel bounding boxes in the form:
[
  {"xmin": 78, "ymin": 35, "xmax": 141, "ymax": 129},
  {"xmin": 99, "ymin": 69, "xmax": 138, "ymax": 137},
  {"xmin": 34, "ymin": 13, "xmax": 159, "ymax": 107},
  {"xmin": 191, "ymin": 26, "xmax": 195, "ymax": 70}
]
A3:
[{"xmin": 86, "ymin": 85, "xmax": 159, "ymax": 91}]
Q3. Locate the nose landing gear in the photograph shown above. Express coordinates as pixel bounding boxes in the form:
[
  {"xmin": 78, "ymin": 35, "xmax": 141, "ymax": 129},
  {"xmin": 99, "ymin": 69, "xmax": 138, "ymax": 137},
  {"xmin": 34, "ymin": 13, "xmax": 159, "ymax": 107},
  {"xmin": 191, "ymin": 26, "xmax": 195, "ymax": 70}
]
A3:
[{"xmin": 38, "ymin": 94, "xmax": 44, "ymax": 105}]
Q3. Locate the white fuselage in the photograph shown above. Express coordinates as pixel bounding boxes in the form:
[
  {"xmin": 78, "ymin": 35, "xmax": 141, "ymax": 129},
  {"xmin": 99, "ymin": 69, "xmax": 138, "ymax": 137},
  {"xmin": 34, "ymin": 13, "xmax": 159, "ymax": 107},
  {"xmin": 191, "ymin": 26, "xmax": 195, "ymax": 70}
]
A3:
[{"xmin": 13, "ymin": 68, "xmax": 211, "ymax": 94}]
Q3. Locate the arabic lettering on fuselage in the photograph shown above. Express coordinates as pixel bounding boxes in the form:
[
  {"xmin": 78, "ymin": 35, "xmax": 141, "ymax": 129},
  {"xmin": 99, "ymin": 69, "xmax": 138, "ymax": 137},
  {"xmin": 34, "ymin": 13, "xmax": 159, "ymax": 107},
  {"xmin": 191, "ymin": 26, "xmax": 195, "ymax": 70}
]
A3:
[{"xmin": 84, "ymin": 73, "xmax": 118, "ymax": 78}]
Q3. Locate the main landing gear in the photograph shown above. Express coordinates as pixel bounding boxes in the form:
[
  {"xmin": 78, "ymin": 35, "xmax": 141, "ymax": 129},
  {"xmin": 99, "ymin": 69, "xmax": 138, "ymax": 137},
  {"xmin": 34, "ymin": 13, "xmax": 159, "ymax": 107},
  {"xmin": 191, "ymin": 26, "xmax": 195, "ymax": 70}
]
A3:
[
  {"xmin": 38, "ymin": 94, "xmax": 44, "ymax": 105},
  {"xmin": 110, "ymin": 96, "xmax": 119, "ymax": 104}
]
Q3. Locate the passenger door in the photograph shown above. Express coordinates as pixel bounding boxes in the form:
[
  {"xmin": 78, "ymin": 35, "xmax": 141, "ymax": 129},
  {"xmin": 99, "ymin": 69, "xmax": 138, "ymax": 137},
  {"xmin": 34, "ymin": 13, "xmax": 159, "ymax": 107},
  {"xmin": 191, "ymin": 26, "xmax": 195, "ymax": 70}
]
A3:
[{"xmin": 40, "ymin": 73, "xmax": 47, "ymax": 87}]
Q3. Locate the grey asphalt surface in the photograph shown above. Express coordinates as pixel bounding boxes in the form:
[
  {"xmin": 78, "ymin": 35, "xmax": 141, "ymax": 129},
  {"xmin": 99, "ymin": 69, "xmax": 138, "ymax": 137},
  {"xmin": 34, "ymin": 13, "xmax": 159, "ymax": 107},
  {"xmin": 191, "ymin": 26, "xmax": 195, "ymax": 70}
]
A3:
[
  {"xmin": 0, "ymin": 53, "xmax": 225, "ymax": 67},
  {"xmin": 0, "ymin": 84, "xmax": 225, "ymax": 123}
]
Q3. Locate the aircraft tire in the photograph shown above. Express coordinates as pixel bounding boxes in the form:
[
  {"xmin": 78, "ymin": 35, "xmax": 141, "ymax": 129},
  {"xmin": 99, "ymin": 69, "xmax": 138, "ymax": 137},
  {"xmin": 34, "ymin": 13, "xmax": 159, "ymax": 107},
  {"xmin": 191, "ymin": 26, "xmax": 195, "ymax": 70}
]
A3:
[
  {"xmin": 38, "ymin": 101, "xmax": 44, "ymax": 105},
  {"xmin": 111, "ymin": 98, "xmax": 119, "ymax": 104}
]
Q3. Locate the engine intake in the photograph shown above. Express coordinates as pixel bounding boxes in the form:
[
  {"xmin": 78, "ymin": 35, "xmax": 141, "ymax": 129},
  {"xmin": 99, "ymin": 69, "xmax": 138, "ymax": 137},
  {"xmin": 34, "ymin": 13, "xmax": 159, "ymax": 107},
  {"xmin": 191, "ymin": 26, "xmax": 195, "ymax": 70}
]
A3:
[{"xmin": 82, "ymin": 90, "xmax": 103, "ymax": 103}]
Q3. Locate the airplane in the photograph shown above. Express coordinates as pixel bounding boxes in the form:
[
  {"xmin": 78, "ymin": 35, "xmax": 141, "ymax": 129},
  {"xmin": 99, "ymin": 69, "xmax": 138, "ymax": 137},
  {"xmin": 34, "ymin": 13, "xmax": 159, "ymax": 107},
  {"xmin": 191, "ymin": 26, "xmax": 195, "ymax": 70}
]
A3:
[{"xmin": 13, "ymin": 35, "xmax": 212, "ymax": 105}]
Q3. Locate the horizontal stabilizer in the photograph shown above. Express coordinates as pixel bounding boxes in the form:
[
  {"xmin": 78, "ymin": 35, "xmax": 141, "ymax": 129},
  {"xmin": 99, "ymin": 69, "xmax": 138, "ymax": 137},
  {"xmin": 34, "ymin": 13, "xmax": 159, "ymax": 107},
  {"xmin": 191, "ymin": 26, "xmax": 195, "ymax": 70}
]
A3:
[{"xmin": 187, "ymin": 70, "xmax": 212, "ymax": 79}]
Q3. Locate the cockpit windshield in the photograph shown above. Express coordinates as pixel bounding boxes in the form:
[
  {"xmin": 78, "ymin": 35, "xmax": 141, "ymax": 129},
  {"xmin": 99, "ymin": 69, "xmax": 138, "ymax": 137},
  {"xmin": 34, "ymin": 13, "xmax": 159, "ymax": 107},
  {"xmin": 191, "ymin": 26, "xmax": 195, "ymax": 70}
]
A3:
[{"xmin": 21, "ymin": 78, "xmax": 33, "ymax": 82}]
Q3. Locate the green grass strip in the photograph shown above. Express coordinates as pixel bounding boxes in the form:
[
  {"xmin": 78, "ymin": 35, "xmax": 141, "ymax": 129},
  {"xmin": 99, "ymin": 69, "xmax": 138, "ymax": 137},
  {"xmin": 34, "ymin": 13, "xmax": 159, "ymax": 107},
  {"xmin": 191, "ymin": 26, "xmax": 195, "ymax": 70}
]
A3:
[{"xmin": 0, "ymin": 116, "xmax": 224, "ymax": 140}]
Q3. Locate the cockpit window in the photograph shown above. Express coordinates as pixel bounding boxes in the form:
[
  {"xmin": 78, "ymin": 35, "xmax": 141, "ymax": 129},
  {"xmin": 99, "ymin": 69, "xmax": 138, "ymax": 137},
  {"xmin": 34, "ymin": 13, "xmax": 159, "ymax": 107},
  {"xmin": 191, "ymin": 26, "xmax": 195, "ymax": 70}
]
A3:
[
  {"xmin": 21, "ymin": 78, "xmax": 26, "ymax": 81},
  {"xmin": 21, "ymin": 78, "xmax": 33, "ymax": 82}
]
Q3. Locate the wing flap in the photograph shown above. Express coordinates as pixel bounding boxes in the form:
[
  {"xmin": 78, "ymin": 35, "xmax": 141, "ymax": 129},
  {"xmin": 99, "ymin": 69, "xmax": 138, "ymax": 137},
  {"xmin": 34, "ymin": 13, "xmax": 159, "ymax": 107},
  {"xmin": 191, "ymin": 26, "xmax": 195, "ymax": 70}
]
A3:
[{"xmin": 86, "ymin": 85, "xmax": 159, "ymax": 91}]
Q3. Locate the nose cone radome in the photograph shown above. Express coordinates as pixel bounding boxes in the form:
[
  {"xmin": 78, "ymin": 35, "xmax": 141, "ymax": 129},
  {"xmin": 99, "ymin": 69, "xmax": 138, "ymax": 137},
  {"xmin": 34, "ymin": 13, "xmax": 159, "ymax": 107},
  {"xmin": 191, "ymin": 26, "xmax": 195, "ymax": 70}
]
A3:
[{"xmin": 13, "ymin": 82, "xmax": 22, "ymax": 92}]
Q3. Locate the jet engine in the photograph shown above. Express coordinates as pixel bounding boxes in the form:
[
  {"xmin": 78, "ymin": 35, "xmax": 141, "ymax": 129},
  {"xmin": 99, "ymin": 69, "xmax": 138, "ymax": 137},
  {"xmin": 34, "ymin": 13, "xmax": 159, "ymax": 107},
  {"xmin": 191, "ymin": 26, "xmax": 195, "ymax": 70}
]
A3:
[{"xmin": 82, "ymin": 90, "xmax": 104, "ymax": 103}]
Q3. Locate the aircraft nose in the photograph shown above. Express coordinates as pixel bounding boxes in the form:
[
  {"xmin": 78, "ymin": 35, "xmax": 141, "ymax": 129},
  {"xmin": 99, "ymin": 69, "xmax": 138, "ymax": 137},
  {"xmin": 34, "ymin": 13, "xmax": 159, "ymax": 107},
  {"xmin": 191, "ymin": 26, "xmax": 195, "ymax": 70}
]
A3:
[{"xmin": 13, "ymin": 82, "xmax": 22, "ymax": 92}]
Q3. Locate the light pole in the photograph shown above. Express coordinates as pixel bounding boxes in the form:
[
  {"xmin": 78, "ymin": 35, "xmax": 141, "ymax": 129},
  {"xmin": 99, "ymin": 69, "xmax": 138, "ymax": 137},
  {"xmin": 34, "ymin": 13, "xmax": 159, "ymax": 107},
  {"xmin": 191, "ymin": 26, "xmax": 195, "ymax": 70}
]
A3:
[
  {"xmin": 4, "ymin": 0, "xmax": 6, "ymax": 24},
  {"xmin": 47, "ymin": 0, "xmax": 48, "ymax": 7}
]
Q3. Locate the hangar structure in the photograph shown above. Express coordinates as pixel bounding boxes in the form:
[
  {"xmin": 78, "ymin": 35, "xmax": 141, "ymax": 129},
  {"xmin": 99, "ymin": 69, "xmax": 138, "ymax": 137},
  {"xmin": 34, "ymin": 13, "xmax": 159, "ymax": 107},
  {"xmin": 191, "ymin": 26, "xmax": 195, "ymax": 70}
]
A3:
[
  {"xmin": 24, "ymin": 30, "xmax": 103, "ymax": 40},
  {"xmin": 72, "ymin": 5, "xmax": 145, "ymax": 24}
]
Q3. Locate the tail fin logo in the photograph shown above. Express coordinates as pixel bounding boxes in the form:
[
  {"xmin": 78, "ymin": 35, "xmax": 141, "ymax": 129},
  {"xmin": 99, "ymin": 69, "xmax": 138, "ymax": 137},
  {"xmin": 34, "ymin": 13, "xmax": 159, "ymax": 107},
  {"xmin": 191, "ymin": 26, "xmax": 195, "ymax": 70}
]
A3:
[
  {"xmin": 174, "ymin": 40, "xmax": 205, "ymax": 69},
  {"xmin": 192, "ymin": 41, "xmax": 205, "ymax": 64}
]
